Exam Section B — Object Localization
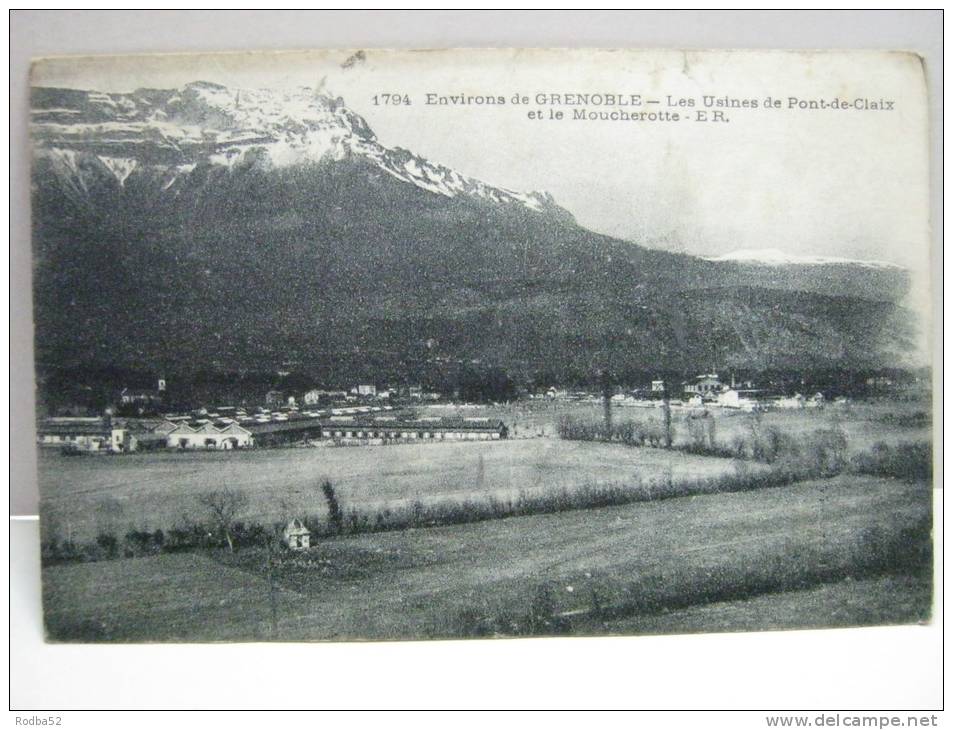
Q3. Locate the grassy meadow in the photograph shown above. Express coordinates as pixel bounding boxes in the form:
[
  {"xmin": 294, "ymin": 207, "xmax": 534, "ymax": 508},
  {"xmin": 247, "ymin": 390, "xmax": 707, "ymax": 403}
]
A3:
[
  {"xmin": 424, "ymin": 398, "xmax": 932, "ymax": 454},
  {"xmin": 38, "ymin": 395, "xmax": 934, "ymax": 641},
  {"xmin": 39, "ymin": 437, "xmax": 744, "ymax": 544},
  {"xmin": 42, "ymin": 474, "xmax": 932, "ymax": 641}
]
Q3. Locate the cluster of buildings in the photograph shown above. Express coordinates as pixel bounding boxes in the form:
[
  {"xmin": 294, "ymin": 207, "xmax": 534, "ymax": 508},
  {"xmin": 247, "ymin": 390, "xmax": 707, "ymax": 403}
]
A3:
[
  {"xmin": 37, "ymin": 406, "xmax": 508, "ymax": 454},
  {"xmin": 516, "ymin": 375, "xmax": 834, "ymax": 413},
  {"xmin": 40, "ymin": 374, "xmax": 459, "ymax": 454},
  {"xmin": 37, "ymin": 369, "xmax": 846, "ymax": 455},
  {"xmin": 592, "ymin": 374, "xmax": 830, "ymax": 413},
  {"xmin": 36, "ymin": 416, "xmax": 255, "ymax": 453},
  {"xmin": 530, "ymin": 373, "xmax": 831, "ymax": 413},
  {"xmin": 676, "ymin": 373, "xmax": 827, "ymax": 412},
  {"xmin": 111, "ymin": 376, "xmax": 445, "ymax": 416},
  {"xmin": 277, "ymin": 385, "xmax": 442, "ymax": 408}
]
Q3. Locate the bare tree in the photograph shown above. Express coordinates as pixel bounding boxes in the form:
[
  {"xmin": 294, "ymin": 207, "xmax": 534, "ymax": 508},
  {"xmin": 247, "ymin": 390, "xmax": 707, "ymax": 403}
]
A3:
[{"xmin": 197, "ymin": 488, "xmax": 249, "ymax": 552}]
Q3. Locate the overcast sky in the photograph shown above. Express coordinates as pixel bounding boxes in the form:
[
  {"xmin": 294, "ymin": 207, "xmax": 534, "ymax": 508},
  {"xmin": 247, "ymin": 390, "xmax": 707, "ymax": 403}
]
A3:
[{"xmin": 33, "ymin": 48, "xmax": 929, "ymax": 289}]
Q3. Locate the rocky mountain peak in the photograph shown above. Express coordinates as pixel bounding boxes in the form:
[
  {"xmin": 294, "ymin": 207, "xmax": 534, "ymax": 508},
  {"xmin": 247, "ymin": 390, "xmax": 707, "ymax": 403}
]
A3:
[{"xmin": 31, "ymin": 81, "xmax": 556, "ymax": 212}]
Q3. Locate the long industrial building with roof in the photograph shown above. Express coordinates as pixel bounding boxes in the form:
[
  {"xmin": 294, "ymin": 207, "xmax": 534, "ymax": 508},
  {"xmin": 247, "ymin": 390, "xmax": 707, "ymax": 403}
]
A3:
[{"xmin": 37, "ymin": 410, "xmax": 508, "ymax": 452}]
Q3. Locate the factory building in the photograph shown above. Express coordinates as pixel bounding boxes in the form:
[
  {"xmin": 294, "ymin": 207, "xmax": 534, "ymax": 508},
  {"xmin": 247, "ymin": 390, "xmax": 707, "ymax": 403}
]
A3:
[{"xmin": 319, "ymin": 416, "xmax": 508, "ymax": 442}]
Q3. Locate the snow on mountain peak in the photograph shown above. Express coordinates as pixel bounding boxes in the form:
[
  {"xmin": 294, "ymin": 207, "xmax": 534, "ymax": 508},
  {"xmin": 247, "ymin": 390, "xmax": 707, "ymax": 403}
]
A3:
[
  {"xmin": 97, "ymin": 155, "xmax": 137, "ymax": 186},
  {"xmin": 31, "ymin": 82, "xmax": 553, "ymax": 213},
  {"xmin": 706, "ymin": 248, "xmax": 902, "ymax": 270}
]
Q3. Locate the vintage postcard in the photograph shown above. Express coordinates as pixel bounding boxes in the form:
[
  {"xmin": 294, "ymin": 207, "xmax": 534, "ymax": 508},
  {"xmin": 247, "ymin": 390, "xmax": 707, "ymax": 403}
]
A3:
[{"xmin": 30, "ymin": 49, "xmax": 934, "ymax": 642}]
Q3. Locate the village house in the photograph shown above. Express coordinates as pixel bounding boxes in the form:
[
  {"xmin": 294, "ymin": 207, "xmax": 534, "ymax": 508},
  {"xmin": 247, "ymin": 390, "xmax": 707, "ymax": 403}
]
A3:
[
  {"xmin": 307, "ymin": 388, "xmax": 348, "ymax": 404},
  {"xmin": 109, "ymin": 421, "xmax": 170, "ymax": 452},
  {"xmin": 109, "ymin": 422, "xmax": 152, "ymax": 454},
  {"xmin": 118, "ymin": 387, "xmax": 164, "ymax": 415},
  {"xmin": 682, "ymin": 374, "xmax": 723, "ymax": 398},
  {"xmin": 264, "ymin": 390, "xmax": 285, "ymax": 407},
  {"xmin": 120, "ymin": 388, "xmax": 160, "ymax": 405},
  {"xmin": 716, "ymin": 388, "xmax": 762, "ymax": 412},
  {"xmin": 283, "ymin": 519, "xmax": 311, "ymax": 551}
]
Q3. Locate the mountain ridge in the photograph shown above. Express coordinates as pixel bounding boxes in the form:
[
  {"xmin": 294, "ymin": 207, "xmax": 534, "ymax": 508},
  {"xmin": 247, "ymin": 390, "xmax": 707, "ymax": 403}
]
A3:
[
  {"xmin": 30, "ymin": 82, "xmax": 918, "ymax": 384},
  {"xmin": 32, "ymin": 82, "xmax": 559, "ymax": 214}
]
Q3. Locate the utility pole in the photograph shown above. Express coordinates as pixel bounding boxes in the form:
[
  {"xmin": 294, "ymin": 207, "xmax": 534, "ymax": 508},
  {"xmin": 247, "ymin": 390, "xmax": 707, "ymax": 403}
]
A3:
[
  {"xmin": 601, "ymin": 251, "xmax": 616, "ymax": 436},
  {"xmin": 265, "ymin": 535, "xmax": 279, "ymax": 637},
  {"xmin": 662, "ymin": 378, "xmax": 673, "ymax": 448}
]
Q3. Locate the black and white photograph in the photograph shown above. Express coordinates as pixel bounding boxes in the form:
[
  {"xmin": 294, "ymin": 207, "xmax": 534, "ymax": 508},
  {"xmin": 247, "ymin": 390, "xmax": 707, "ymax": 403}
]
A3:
[{"xmin": 26, "ymin": 46, "xmax": 935, "ymax": 647}]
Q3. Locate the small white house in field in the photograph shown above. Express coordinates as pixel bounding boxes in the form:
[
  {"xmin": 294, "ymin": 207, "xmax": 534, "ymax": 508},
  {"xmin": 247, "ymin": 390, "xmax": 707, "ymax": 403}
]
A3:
[{"xmin": 283, "ymin": 519, "xmax": 311, "ymax": 551}]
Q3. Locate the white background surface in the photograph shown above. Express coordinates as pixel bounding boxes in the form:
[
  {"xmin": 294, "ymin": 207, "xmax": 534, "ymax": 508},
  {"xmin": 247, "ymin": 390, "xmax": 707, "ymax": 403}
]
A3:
[{"xmin": 8, "ymin": 9, "xmax": 944, "ymax": 713}]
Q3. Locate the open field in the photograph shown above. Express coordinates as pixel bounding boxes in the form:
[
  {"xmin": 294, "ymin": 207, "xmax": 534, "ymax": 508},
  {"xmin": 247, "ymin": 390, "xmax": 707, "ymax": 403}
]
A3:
[
  {"xmin": 425, "ymin": 398, "xmax": 932, "ymax": 454},
  {"xmin": 38, "ymin": 395, "xmax": 934, "ymax": 641},
  {"xmin": 39, "ymin": 396, "xmax": 932, "ymax": 545},
  {"xmin": 42, "ymin": 474, "xmax": 932, "ymax": 641},
  {"xmin": 39, "ymin": 438, "xmax": 744, "ymax": 544},
  {"xmin": 601, "ymin": 575, "xmax": 930, "ymax": 636}
]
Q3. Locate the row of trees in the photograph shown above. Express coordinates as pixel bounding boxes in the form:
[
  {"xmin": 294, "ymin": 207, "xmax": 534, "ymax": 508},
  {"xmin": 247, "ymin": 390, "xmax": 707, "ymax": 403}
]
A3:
[
  {"xmin": 197, "ymin": 480, "xmax": 344, "ymax": 554},
  {"xmin": 557, "ymin": 415, "xmax": 670, "ymax": 447},
  {"xmin": 44, "ymin": 477, "xmax": 348, "ymax": 566},
  {"xmin": 557, "ymin": 412, "xmax": 851, "ymax": 474}
]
